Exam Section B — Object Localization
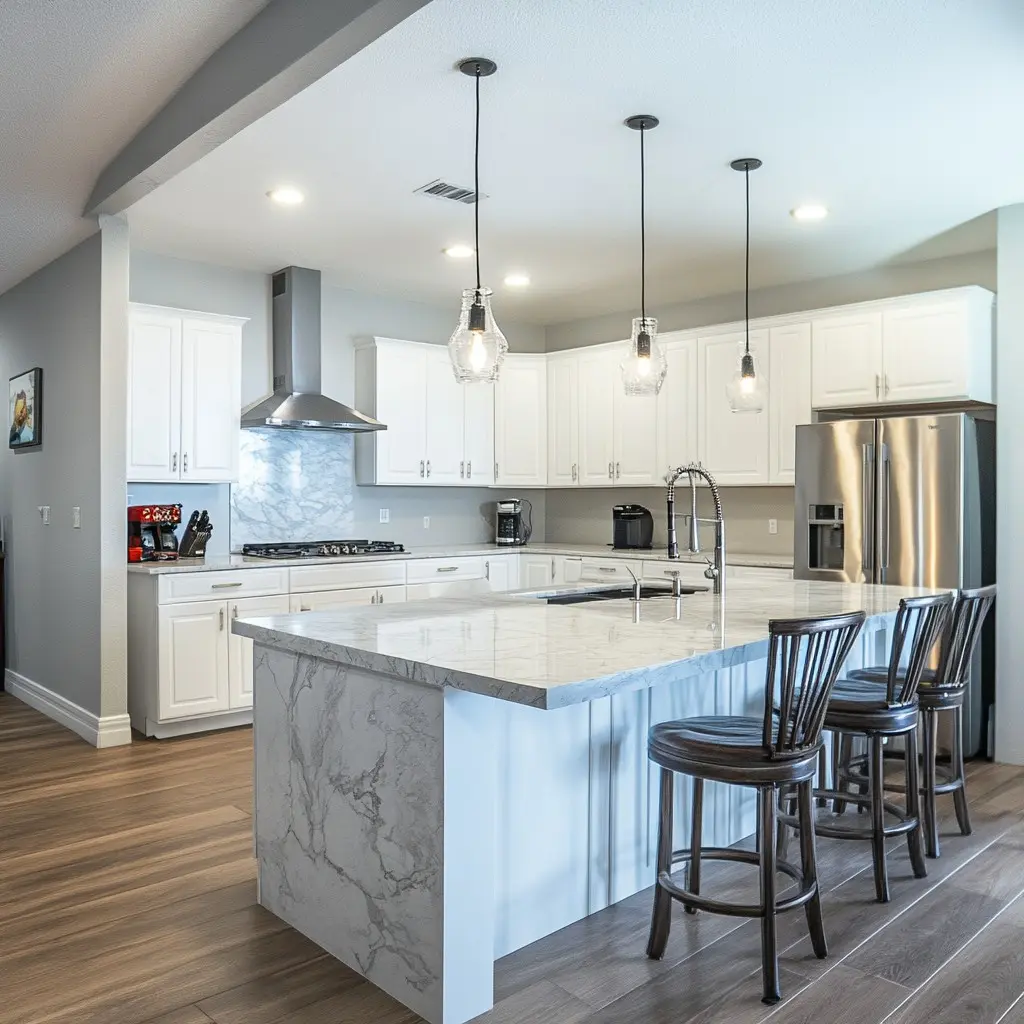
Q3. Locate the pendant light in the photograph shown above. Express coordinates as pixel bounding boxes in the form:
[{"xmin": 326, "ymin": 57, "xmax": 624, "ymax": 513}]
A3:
[
  {"xmin": 620, "ymin": 115, "xmax": 667, "ymax": 396},
  {"xmin": 726, "ymin": 157, "xmax": 764, "ymax": 413},
  {"xmin": 448, "ymin": 57, "xmax": 507, "ymax": 384}
]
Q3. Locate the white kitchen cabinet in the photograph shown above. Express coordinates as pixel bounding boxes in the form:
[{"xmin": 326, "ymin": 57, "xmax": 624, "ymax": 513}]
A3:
[
  {"xmin": 356, "ymin": 338, "xmax": 496, "ymax": 486},
  {"xmin": 520, "ymin": 554, "xmax": 556, "ymax": 589},
  {"xmin": 768, "ymin": 323, "xmax": 812, "ymax": 485},
  {"xmin": 579, "ymin": 556, "xmax": 643, "ymax": 583},
  {"xmin": 228, "ymin": 594, "xmax": 290, "ymax": 710},
  {"xmin": 657, "ymin": 335, "xmax": 698, "ymax": 478},
  {"xmin": 127, "ymin": 306, "xmax": 244, "ymax": 483},
  {"xmin": 614, "ymin": 382, "xmax": 661, "ymax": 486},
  {"xmin": 486, "ymin": 555, "xmax": 518, "ymax": 592},
  {"xmin": 547, "ymin": 355, "xmax": 580, "ymax": 486},
  {"xmin": 407, "ymin": 579, "xmax": 493, "ymax": 600},
  {"xmin": 810, "ymin": 312, "xmax": 883, "ymax": 408},
  {"xmin": 697, "ymin": 329, "xmax": 770, "ymax": 485},
  {"xmin": 157, "ymin": 601, "xmax": 230, "ymax": 720},
  {"xmin": 495, "ymin": 354, "xmax": 547, "ymax": 486},
  {"xmin": 578, "ymin": 349, "xmax": 617, "ymax": 485},
  {"xmin": 289, "ymin": 586, "xmax": 403, "ymax": 611}
]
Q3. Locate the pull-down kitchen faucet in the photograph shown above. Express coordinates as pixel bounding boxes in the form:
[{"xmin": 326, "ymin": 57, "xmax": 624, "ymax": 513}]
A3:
[{"xmin": 665, "ymin": 462, "xmax": 726, "ymax": 594}]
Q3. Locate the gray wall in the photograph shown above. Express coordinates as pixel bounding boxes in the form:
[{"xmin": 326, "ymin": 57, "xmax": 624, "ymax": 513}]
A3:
[
  {"xmin": 0, "ymin": 229, "xmax": 128, "ymax": 718},
  {"xmin": 129, "ymin": 250, "xmax": 547, "ymax": 548},
  {"xmin": 546, "ymin": 250, "xmax": 996, "ymax": 350}
]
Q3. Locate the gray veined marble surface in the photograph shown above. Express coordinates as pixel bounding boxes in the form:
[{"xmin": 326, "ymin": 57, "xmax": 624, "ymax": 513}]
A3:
[
  {"xmin": 254, "ymin": 645, "xmax": 446, "ymax": 1022},
  {"xmin": 232, "ymin": 427, "xmax": 356, "ymax": 546}
]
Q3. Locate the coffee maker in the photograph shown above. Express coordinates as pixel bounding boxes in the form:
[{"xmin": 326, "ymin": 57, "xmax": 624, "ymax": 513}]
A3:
[
  {"xmin": 128, "ymin": 504, "xmax": 182, "ymax": 562},
  {"xmin": 495, "ymin": 498, "xmax": 532, "ymax": 546}
]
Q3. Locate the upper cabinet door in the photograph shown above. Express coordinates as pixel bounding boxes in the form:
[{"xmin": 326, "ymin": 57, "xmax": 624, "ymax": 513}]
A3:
[
  {"xmin": 547, "ymin": 356, "xmax": 580, "ymax": 486},
  {"xmin": 657, "ymin": 336, "xmax": 698, "ymax": 480},
  {"xmin": 179, "ymin": 317, "xmax": 242, "ymax": 482},
  {"xmin": 373, "ymin": 341, "xmax": 428, "ymax": 484},
  {"xmin": 613, "ymin": 382, "xmax": 661, "ymax": 487},
  {"xmin": 881, "ymin": 301, "xmax": 970, "ymax": 403},
  {"xmin": 811, "ymin": 312, "xmax": 883, "ymax": 408},
  {"xmin": 425, "ymin": 347, "xmax": 466, "ymax": 484},
  {"xmin": 495, "ymin": 354, "xmax": 547, "ymax": 487},
  {"xmin": 462, "ymin": 378, "xmax": 495, "ymax": 486},
  {"xmin": 577, "ymin": 349, "xmax": 617, "ymax": 486},
  {"xmin": 768, "ymin": 323, "xmax": 812, "ymax": 485},
  {"xmin": 697, "ymin": 330, "xmax": 770, "ymax": 485},
  {"xmin": 127, "ymin": 311, "xmax": 182, "ymax": 482}
]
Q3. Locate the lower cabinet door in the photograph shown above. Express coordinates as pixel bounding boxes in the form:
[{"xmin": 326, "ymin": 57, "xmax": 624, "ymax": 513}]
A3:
[
  {"xmin": 288, "ymin": 587, "xmax": 380, "ymax": 612},
  {"xmin": 158, "ymin": 601, "xmax": 230, "ymax": 720},
  {"xmin": 228, "ymin": 594, "xmax": 290, "ymax": 710},
  {"xmin": 375, "ymin": 585, "xmax": 406, "ymax": 604},
  {"xmin": 520, "ymin": 555, "xmax": 554, "ymax": 589}
]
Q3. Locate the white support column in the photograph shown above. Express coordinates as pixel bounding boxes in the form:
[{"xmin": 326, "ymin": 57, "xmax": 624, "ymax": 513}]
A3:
[{"xmin": 995, "ymin": 205, "xmax": 1024, "ymax": 764}]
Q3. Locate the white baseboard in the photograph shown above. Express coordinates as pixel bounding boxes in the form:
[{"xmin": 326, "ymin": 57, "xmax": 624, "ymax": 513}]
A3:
[{"xmin": 4, "ymin": 670, "xmax": 132, "ymax": 748}]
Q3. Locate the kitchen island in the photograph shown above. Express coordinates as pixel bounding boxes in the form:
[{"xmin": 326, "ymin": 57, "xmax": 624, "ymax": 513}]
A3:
[{"xmin": 233, "ymin": 578, "xmax": 929, "ymax": 1024}]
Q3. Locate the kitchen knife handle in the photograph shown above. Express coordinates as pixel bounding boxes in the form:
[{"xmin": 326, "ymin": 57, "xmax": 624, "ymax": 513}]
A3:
[{"xmin": 862, "ymin": 443, "xmax": 875, "ymax": 576}]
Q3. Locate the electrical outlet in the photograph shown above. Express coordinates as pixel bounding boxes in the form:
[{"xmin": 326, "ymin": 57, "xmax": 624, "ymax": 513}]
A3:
[
  {"xmin": 768, "ymin": 518, "xmax": 778, "ymax": 535},
  {"xmin": 38, "ymin": 505, "xmax": 50, "ymax": 525},
  {"xmin": 423, "ymin": 516, "xmax": 430, "ymax": 529},
  {"xmin": 126, "ymin": 493, "xmax": 134, "ymax": 506},
  {"xmin": 379, "ymin": 508, "xmax": 390, "ymax": 524},
  {"xmin": 72, "ymin": 506, "xmax": 82, "ymax": 529}
]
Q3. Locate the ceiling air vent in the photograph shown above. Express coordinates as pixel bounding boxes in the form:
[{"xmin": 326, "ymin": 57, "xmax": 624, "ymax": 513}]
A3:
[{"xmin": 414, "ymin": 179, "xmax": 486, "ymax": 204}]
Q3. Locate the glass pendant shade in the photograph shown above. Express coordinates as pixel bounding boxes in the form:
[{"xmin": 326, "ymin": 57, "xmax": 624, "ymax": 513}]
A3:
[
  {"xmin": 448, "ymin": 287, "xmax": 507, "ymax": 383},
  {"xmin": 621, "ymin": 317, "xmax": 667, "ymax": 395},
  {"xmin": 726, "ymin": 344, "xmax": 765, "ymax": 413}
]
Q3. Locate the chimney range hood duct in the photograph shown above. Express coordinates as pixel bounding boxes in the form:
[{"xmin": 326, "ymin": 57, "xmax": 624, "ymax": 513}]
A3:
[{"xmin": 240, "ymin": 266, "xmax": 385, "ymax": 432}]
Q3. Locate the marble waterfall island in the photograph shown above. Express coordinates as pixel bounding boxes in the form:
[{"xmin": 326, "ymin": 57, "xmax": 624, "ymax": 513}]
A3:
[{"xmin": 234, "ymin": 578, "xmax": 931, "ymax": 1024}]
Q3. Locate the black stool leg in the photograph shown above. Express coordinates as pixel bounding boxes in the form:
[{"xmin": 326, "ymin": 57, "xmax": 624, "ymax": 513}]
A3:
[
  {"xmin": 952, "ymin": 704, "xmax": 973, "ymax": 837},
  {"xmin": 647, "ymin": 767, "xmax": 674, "ymax": 959},
  {"xmin": 798, "ymin": 778, "xmax": 827, "ymax": 959},
  {"xmin": 817, "ymin": 743, "xmax": 828, "ymax": 808},
  {"xmin": 922, "ymin": 711, "xmax": 939, "ymax": 858},
  {"xmin": 831, "ymin": 731, "xmax": 847, "ymax": 814},
  {"xmin": 759, "ymin": 785, "xmax": 781, "ymax": 1005},
  {"xmin": 686, "ymin": 777, "xmax": 703, "ymax": 915},
  {"xmin": 869, "ymin": 735, "xmax": 890, "ymax": 903},
  {"xmin": 904, "ymin": 727, "xmax": 928, "ymax": 879}
]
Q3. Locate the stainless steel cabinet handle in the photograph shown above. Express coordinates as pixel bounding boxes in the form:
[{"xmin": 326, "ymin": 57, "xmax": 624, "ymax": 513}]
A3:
[
  {"xmin": 485, "ymin": 560, "xmax": 490, "ymax": 580},
  {"xmin": 420, "ymin": 460, "xmax": 425, "ymax": 478},
  {"xmin": 598, "ymin": 566, "xmax": 618, "ymax": 573},
  {"xmin": 663, "ymin": 569, "xmax": 681, "ymax": 577},
  {"xmin": 460, "ymin": 461, "xmax": 465, "ymax": 478},
  {"xmin": 436, "ymin": 566, "xmax": 458, "ymax": 573},
  {"xmin": 467, "ymin": 461, "xmax": 472, "ymax": 478},
  {"xmin": 172, "ymin": 452, "xmax": 178, "ymax": 472},
  {"xmin": 494, "ymin": 461, "xmax": 499, "ymax": 479},
  {"xmin": 300, "ymin": 604, "xmax": 311, "ymax": 612},
  {"xmin": 219, "ymin": 608, "xmax": 224, "ymax": 631},
  {"xmin": 571, "ymin": 463, "xmax": 577, "ymax": 482},
  {"xmin": 551, "ymin": 557, "xmax": 556, "ymax": 577},
  {"xmin": 212, "ymin": 582, "xmax": 243, "ymax": 589},
  {"xmin": 608, "ymin": 461, "xmax": 613, "ymax": 479},
  {"xmin": 875, "ymin": 373, "xmax": 881, "ymax": 399},
  {"xmin": 372, "ymin": 593, "xmax": 377, "ymax": 603},
  {"xmin": 616, "ymin": 462, "xmax": 621, "ymax": 479},
  {"xmin": 861, "ymin": 444, "xmax": 875, "ymax": 576},
  {"xmin": 378, "ymin": 590, "xmax": 385, "ymax": 603},
  {"xmin": 426, "ymin": 460, "xmax": 431, "ymax": 478},
  {"xmin": 233, "ymin": 605, "xmax": 238, "ymax": 618},
  {"xmin": 183, "ymin": 453, "xmax": 188, "ymax": 473},
  {"xmin": 884, "ymin": 374, "xmax": 891, "ymax": 397}
]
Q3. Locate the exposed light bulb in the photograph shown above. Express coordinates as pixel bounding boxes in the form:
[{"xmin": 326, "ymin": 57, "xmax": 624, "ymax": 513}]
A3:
[
  {"xmin": 635, "ymin": 355, "xmax": 651, "ymax": 378},
  {"xmin": 740, "ymin": 374, "xmax": 755, "ymax": 394},
  {"xmin": 469, "ymin": 335, "xmax": 487, "ymax": 371}
]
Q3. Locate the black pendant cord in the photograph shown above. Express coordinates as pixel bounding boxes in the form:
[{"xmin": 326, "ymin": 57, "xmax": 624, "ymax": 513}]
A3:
[
  {"xmin": 640, "ymin": 123, "xmax": 646, "ymax": 324},
  {"xmin": 744, "ymin": 164, "xmax": 750, "ymax": 356},
  {"xmin": 474, "ymin": 66, "xmax": 482, "ymax": 294}
]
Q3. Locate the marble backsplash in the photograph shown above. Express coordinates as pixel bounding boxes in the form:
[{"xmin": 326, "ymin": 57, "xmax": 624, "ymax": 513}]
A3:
[{"xmin": 231, "ymin": 428, "xmax": 356, "ymax": 546}]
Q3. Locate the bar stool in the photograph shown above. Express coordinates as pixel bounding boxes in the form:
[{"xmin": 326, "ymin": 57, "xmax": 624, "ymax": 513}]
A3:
[
  {"xmin": 811, "ymin": 592, "xmax": 953, "ymax": 903},
  {"xmin": 843, "ymin": 585, "xmax": 996, "ymax": 857},
  {"xmin": 646, "ymin": 610, "xmax": 865, "ymax": 1005}
]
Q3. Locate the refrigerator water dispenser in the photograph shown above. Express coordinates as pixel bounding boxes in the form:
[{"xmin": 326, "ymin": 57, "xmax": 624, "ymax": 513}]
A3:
[{"xmin": 807, "ymin": 504, "xmax": 845, "ymax": 571}]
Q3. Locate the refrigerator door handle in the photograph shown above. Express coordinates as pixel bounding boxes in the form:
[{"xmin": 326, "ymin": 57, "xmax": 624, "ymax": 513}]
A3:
[
  {"xmin": 862, "ymin": 443, "xmax": 875, "ymax": 576},
  {"xmin": 880, "ymin": 443, "xmax": 891, "ymax": 576}
]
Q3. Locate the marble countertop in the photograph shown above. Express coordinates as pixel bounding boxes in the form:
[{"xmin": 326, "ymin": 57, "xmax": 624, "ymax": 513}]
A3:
[
  {"xmin": 232, "ymin": 578, "xmax": 933, "ymax": 710},
  {"xmin": 127, "ymin": 542, "xmax": 793, "ymax": 575}
]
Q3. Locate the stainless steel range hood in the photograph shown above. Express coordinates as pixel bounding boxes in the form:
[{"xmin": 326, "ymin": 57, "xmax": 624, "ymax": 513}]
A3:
[{"xmin": 240, "ymin": 266, "xmax": 385, "ymax": 432}]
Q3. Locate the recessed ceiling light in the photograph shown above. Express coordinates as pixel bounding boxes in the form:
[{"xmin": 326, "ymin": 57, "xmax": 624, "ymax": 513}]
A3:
[
  {"xmin": 504, "ymin": 273, "xmax": 530, "ymax": 287},
  {"xmin": 791, "ymin": 203, "xmax": 828, "ymax": 222},
  {"xmin": 443, "ymin": 244, "xmax": 475, "ymax": 258},
  {"xmin": 267, "ymin": 186, "xmax": 304, "ymax": 206}
]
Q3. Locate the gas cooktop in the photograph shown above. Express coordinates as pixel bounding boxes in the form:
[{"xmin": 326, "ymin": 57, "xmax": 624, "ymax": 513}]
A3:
[{"xmin": 242, "ymin": 540, "xmax": 406, "ymax": 559}]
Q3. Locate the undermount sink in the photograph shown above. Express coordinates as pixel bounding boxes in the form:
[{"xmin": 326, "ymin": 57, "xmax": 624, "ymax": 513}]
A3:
[{"xmin": 542, "ymin": 581, "xmax": 708, "ymax": 606}]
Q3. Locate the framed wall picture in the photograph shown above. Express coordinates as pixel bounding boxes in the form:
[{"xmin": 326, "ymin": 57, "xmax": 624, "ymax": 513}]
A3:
[{"xmin": 9, "ymin": 368, "xmax": 42, "ymax": 449}]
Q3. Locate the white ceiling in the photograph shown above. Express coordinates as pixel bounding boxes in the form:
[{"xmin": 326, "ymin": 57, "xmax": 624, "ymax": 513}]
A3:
[
  {"xmin": 0, "ymin": 0, "xmax": 270, "ymax": 295},
  {"xmin": 127, "ymin": 0, "xmax": 1024, "ymax": 324}
]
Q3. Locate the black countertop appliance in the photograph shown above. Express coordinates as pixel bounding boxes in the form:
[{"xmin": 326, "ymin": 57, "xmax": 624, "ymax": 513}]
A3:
[{"xmin": 613, "ymin": 504, "xmax": 654, "ymax": 549}]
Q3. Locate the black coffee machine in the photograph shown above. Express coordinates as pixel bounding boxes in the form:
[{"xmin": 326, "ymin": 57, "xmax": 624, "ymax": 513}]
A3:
[
  {"xmin": 613, "ymin": 504, "xmax": 654, "ymax": 549},
  {"xmin": 495, "ymin": 498, "xmax": 532, "ymax": 546}
]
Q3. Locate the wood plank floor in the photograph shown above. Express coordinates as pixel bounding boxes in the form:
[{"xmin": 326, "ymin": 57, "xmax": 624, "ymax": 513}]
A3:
[{"xmin": 4, "ymin": 691, "xmax": 1024, "ymax": 1024}]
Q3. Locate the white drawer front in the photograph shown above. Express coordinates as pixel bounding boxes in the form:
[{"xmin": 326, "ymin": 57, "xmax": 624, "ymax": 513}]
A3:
[
  {"xmin": 727, "ymin": 565, "xmax": 794, "ymax": 581},
  {"xmin": 642, "ymin": 560, "xmax": 711, "ymax": 584},
  {"xmin": 579, "ymin": 557, "xmax": 643, "ymax": 582},
  {"xmin": 158, "ymin": 568, "xmax": 289, "ymax": 604},
  {"xmin": 406, "ymin": 556, "xmax": 488, "ymax": 584},
  {"xmin": 289, "ymin": 560, "xmax": 407, "ymax": 593}
]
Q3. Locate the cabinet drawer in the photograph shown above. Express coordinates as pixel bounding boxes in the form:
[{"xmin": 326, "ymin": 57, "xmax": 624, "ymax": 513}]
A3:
[
  {"xmin": 405, "ymin": 556, "xmax": 488, "ymax": 584},
  {"xmin": 727, "ymin": 565, "xmax": 793, "ymax": 581},
  {"xmin": 158, "ymin": 568, "xmax": 289, "ymax": 604},
  {"xmin": 642, "ymin": 560, "xmax": 711, "ymax": 584},
  {"xmin": 579, "ymin": 557, "xmax": 643, "ymax": 582},
  {"xmin": 288, "ymin": 560, "xmax": 407, "ymax": 593}
]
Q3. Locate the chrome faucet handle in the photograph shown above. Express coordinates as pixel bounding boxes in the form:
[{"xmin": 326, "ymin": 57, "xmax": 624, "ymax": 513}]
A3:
[{"xmin": 703, "ymin": 558, "xmax": 720, "ymax": 581}]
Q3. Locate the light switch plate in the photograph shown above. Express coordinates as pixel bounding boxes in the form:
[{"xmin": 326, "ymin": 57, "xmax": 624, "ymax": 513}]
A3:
[
  {"xmin": 423, "ymin": 516, "xmax": 430, "ymax": 529},
  {"xmin": 768, "ymin": 518, "xmax": 778, "ymax": 535},
  {"xmin": 379, "ymin": 509, "xmax": 390, "ymax": 524},
  {"xmin": 38, "ymin": 505, "xmax": 50, "ymax": 525}
]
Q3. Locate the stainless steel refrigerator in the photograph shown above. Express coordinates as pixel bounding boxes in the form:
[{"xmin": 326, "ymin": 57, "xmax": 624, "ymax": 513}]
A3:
[{"xmin": 794, "ymin": 413, "xmax": 995, "ymax": 754}]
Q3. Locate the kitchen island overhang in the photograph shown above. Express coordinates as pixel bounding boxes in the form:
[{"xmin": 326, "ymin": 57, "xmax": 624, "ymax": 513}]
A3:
[{"xmin": 234, "ymin": 580, "xmax": 935, "ymax": 1024}]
